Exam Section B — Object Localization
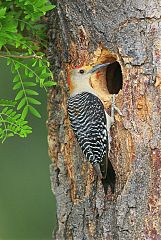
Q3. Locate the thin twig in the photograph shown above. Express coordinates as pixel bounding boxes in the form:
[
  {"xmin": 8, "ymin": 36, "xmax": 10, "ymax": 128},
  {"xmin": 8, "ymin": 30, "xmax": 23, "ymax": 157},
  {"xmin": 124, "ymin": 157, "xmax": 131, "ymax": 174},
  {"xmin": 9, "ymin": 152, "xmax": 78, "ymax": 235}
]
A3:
[{"xmin": 0, "ymin": 53, "xmax": 42, "ymax": 59}]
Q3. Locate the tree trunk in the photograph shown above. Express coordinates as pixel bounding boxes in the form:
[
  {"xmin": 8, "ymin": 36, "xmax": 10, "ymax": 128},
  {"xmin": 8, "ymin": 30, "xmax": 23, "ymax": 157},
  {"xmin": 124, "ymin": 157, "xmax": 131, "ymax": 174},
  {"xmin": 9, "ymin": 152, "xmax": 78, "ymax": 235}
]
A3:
[{"xmin": 47, "ymin": 1, "xmax": 161, "ymax": 239}]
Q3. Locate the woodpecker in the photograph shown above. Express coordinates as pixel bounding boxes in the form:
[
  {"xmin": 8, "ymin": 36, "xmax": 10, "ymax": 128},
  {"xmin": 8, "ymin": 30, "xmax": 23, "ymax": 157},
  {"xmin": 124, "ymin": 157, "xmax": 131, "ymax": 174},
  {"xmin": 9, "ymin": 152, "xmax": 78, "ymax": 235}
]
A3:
[{"xmin": 67, "ymin": 63, "xmax": 116, "ymax": 193}]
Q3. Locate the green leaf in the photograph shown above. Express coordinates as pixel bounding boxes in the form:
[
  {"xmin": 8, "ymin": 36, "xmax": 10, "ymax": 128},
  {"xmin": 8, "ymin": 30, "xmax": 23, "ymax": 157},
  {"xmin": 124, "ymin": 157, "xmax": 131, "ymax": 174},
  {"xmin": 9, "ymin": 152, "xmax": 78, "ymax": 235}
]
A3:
[
  {"xmin": 23, "ymin": 82, "xmax": 36, "ymax": 87},
  {"xmin": 0, "ymin": 8, "xmax": 6, "ymax": 19},
  {"xmin": 41, "ymin": 73, "xmax": 52, "ymax": 78},
  {"xmin": 15, "ymin": 63, "xmax": 20, "ymax": 70},
  {"xmin": 29, "ymin": 106, "xmax": 41, "ymax": 118},
  {"xmin": 13, "ymin": 75, "xmax": 19, "ymax": 82},
  {"xmin": 15, "ymin": 90, "xmax": 24, "ymax": 100},
  {"xmin": 25, "ymin": 68, "xmax": 29, "ymax": 76},
  {"xmin": 7, "ymin": 58, "xmax": 11, "ymax": 66},
  {"xmin": 29, "ymin": 72, "xmax": 34, "ymax": 78},
  {"xmin": 41, "ymin": 5, "xmax": 56, "ymax": 13},
  {"xmin": 15, "ymin": 42, "xmax": 20, "ymax": 48},
  {"xmin": 22, "ymin": 105, "xmax": 28, "ymax": 119},
  {"xmin": 38, "ymin": 60, "xmax": 43, "ymax": 67},
  {"xmin": 43, "ymin": 81, "xmax": 56, "ymax": 87},
  {"xmin": 32, "ymin": 60, "xmax": 37, "ymax": 67},
  {"xmin": 10, "ymin": 111, "xmax": 16, "ymax": 117},
  {"xmin": 17, "ymin": 98, "xmax": 26, "ymax": 110},
  {"xmin": 26, "ymin": 89, "xmax": 39, "ymax": 96},
  {"xmin": 7, "ymin": 133, "xmax": 14, "ymax": 137},
  {"xmin": 28, "ymin": 48, "xmax": 32, "ymax": 54},
  {"xmin": 2, "ymin": 107, "xmax": 8, "ymax": 113},
  {"xmin": 13, "ymin": 82, "xmax": 21, "ymax": 90},
  {"xmin": 0, "ymin": 99, "xmax": 17, "ymax": 107},
  {"xmin": 20, "ymin": 22, "xmax": 25, "ymax": 31},
  {"xmin": 28, "ymin": 97, "xmax": 41, "ymax": 105},
  {"xmin": 1, "ymin": 16, "xmax": 17, "ymax": 33},
  {"xmin": 6, "ymin": 109, "xmax": 13, "ymax": 115}
]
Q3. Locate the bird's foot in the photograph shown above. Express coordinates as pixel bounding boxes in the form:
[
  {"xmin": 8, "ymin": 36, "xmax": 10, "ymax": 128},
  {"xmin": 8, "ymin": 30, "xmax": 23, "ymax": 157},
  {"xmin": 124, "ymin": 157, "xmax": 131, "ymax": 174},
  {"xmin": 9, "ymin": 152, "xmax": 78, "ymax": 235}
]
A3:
[
  {"xmin": 111, "ymin": 95, "xmax": 122, "ymax": 123},
  {"xmin": 114, "ymin": 105, "xmax": 123, "ymax": 116},
  {"xmin": 108, "ymin": 132, "xmax": 112, "ymax": 157}
]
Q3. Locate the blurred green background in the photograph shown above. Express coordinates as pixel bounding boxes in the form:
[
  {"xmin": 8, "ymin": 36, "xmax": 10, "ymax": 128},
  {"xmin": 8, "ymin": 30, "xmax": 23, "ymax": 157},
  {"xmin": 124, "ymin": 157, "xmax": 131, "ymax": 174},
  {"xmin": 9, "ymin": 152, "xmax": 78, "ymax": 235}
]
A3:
[{"xmin": 0, "ymin": 60, "xmax": 56, "ymax": 240}]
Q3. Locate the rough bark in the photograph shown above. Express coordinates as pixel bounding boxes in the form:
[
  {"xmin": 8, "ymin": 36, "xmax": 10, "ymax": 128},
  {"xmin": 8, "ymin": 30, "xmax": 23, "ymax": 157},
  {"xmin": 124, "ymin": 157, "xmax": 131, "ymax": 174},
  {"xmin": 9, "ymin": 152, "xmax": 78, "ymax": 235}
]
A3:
[{"xmin": 47, "ymin": 1, "xmax": 161, "ymax": 239}]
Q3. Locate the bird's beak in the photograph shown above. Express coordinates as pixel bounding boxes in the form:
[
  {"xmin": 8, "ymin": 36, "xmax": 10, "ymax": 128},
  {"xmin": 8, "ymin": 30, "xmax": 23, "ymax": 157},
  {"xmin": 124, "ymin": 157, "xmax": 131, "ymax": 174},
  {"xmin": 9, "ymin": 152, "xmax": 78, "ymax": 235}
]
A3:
[{"xmin": 87, "ymin": 62, "xmax": 111, "ymax": 74}]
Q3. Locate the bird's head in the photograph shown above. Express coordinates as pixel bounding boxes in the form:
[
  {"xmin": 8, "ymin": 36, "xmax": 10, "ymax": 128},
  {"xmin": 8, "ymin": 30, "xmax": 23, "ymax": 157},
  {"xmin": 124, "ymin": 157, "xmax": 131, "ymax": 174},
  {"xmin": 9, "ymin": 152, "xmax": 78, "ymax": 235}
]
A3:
[{"xmin": 67, "ymin": 63, "xmax": 110, "ymax": 94}]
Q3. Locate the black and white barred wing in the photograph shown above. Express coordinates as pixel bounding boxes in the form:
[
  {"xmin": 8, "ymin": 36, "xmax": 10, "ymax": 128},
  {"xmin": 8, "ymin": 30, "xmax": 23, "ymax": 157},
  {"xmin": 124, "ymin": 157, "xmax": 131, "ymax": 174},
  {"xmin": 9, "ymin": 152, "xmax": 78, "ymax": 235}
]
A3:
[{"xmin": 67, "ymin": 92, "xmax": 108, "ymax": 168}]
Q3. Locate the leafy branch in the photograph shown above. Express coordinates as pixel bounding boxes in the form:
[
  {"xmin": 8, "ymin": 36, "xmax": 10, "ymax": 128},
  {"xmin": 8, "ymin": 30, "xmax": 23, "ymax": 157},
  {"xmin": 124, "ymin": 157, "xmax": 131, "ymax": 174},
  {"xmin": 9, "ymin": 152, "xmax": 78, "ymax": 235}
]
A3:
[
  {"xmin": 0, "ymin": 0, "xmax": 56, "ymax": 142},
  {"xmin": 0, "ymin": 107, "xmax": 32, "ymax": 143}
]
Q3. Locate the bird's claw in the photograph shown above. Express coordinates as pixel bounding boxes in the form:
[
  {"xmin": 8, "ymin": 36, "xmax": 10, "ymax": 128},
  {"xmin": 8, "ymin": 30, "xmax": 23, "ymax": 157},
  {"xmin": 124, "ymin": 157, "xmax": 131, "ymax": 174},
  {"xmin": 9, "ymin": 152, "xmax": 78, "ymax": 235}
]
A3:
[
  {"xmin": 111, "ymin": 94, "xmax": 122, "ymax": 121},
  {"xmin": 114, "ymin": 105, "xmax": 123, "ymax": 116}
]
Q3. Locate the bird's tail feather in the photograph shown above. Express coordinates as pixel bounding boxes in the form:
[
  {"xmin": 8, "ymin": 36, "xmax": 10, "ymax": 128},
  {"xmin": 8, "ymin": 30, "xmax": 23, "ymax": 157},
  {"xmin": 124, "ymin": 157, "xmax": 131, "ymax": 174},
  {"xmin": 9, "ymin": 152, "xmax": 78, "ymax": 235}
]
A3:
[
  {"xmin": 94, "ymin": 156, "xmax": 116, "ymax": 194},
  {"xmin": 100, "ymin": 153, "xmax": 116, "ymax": 194}
]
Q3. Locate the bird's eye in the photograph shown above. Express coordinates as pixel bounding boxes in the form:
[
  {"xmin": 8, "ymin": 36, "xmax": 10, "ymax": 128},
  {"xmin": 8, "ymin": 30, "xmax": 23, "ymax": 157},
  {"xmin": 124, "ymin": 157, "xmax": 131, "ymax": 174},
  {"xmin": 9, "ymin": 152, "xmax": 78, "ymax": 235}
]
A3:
[{"xmin": 79, "ymin": 69, "xmax": 84, "ymax": 74}]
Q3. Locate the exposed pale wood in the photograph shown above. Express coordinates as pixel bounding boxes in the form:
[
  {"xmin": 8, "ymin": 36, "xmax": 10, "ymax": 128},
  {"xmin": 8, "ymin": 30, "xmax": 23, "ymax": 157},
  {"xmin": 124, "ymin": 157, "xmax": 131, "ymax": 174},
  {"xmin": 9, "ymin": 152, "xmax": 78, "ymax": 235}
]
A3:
[{"xmin": 47, "ymin": 1, "xmax": 161, "ymax": 239}]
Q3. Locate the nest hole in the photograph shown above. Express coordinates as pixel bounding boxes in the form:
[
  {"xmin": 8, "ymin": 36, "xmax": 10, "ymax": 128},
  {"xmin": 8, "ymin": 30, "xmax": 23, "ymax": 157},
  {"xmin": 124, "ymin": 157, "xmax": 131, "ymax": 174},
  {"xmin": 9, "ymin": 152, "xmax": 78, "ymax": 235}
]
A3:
[
  {"xmin": 91, "ymin": 47, "xmax": 123, "ymax": 100},
  {"xmin": 106, "ymin": 61, "xmax": 123, "ymax": 94}
]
